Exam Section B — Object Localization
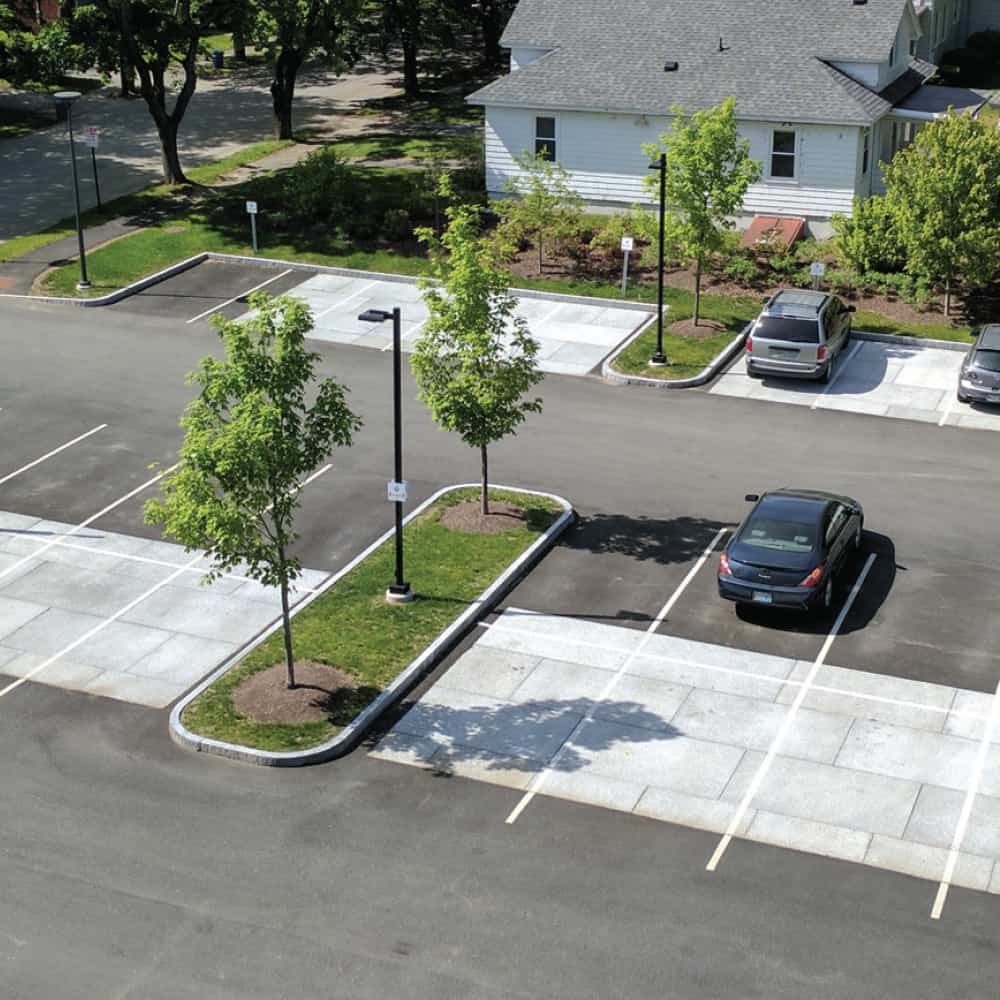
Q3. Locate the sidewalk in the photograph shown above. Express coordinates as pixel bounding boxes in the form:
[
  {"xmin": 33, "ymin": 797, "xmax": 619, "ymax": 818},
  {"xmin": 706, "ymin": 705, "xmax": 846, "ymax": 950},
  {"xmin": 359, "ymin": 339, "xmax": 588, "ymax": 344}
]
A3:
[{"xmin": 0, "ymin": 61, "xmax": 401, "ymax": 242}]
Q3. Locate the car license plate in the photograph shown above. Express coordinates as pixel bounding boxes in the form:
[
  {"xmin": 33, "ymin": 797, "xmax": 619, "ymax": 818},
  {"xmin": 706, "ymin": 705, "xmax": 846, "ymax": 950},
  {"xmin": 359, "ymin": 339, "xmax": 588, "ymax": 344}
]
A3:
[
  {"xmin": 771, "ymin": 349, "xmax": 798, "ymax": 359},
  {"xmin": 753, "ymin": 591, "xmax": 773, "ymax": 604}
]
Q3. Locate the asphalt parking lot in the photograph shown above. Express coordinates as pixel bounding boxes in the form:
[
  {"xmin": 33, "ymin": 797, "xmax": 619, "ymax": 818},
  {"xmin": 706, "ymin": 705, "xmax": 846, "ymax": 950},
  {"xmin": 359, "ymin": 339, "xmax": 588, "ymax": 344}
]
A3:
[
  {"xmin": 711, "ymin": 337, "xmax": 1000, "ymax": 432},
  {"xmin": 0, "ymin": 409, "xmax": 332, "ymax": 707},
  {"xmin": 112, "ymin": 259, "xmax": 653, "ymax": 377},
  {"xmin": 374, "ymin": 506, "xmax": 1000, "ymax": 917}
]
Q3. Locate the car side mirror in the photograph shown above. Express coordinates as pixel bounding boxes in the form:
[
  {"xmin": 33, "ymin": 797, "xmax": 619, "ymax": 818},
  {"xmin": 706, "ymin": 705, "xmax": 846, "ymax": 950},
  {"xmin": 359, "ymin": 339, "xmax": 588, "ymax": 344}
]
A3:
[
  {"xmin": 846, "ymin": 305, "xmax": 856, "ymax": 313},
  {"xmin": 762, "ymin": 296, "xmax": 771, "ymax": 306},
  {"xmin": 745, "ymin": 493, "xmax": 759, "ymax": 502}
]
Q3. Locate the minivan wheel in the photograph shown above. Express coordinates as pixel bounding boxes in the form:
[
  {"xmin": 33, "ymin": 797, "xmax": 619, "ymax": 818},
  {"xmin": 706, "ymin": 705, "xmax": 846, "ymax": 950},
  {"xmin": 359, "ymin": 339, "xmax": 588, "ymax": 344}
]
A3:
[
  {"xmin": 817, "ymin": 362, "xmax": 831, "ymax": 385},
  {"xmin": 957, "ymin": 390, "xmax": 969, "ymax": 404},
  {"xmin": 822, "ymin": 577, "xmax": 833, "ymax": 610}
]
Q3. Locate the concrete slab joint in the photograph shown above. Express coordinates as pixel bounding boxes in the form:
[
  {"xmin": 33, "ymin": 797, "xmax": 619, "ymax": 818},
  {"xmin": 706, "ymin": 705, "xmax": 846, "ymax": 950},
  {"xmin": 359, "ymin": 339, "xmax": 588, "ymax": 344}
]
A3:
[{"xmin": 168, "ymin": 484, "xmax": 575, "ymax": 766}]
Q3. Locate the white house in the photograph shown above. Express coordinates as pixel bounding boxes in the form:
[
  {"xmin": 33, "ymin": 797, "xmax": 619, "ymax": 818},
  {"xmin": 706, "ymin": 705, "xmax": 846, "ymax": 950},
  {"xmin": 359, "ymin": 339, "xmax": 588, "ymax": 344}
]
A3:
[{"xmin": 468, "ymin": 0, "xmax": 993, "ymax": 236}]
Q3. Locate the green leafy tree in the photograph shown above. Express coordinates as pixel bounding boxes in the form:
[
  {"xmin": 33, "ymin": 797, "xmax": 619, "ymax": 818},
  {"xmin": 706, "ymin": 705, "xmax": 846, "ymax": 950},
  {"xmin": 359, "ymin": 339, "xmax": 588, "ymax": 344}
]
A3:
[
  {"xmin": 242, "ymin": 0, "xmax": 362, "ymax": 140},
  {"xmin": 881, "ymin": 113, "xmax": 1000, "ymax": 317},
  {"xmin": 449, "ymin": 0, "xmax": 515, "ymax": 68},
  {"xmin": 498, "ymin": 150, "xmax": 584, "ymax": 274},
  {"xmin": 644, "ymin": 97, "xmax": 761, "ymax": 325},
  {"xmin": 144, "ymin": 292, "xmax": 362, "ymax": 689},
  {"xmin": 832, "ymin": 195, "xmax": 906, "ymax": 275},
  {"xmin": 412, "ymin": 184, "xmax": 543, "ymax": 515},
  {"xmin": 368, "ymin": 0, "xmax": 449, "ymax": 100}
]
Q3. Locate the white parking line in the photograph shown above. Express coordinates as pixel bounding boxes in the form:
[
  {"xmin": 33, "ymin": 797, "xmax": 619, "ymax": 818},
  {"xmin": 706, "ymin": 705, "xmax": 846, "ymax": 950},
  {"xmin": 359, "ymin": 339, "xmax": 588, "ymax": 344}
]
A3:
[
  {"xmin": 930, "ymin": 677, "xmax": 1000, "ymax": 920},
  {"xmin": 504, "ymin": 527, "xmax": 728, "ymax": 825},
  {"xmin": 314, "ymin": 280, "xmax": 379, "ymax": 321},
  {"xmin": 0, "ymin": 424, "xmax": 108, "ymax": 486},
  {"xmin": 0, "ymin": 466, "xmax": 332, "ymax": 700},
  {"xmin": 938, "ymin": 392, "xmax": 958, "ymax": 428},
  {"xmin": 705, "ymin": 552, "xmax": 877, "ymax": 872},
  {"xmin": 0, "ymin": 464, "xmax": 179, "ymax": 586},
  {"xmin": 383, "ymin": 319, "xmax": 425, "ymax": 351},
  {"xmin": 186, "ymin": 269, "xmax": 293, "ymax": 325},
  {"xmin": 811, "ymin": 341, "xmax": 864, "ymax": 409}
]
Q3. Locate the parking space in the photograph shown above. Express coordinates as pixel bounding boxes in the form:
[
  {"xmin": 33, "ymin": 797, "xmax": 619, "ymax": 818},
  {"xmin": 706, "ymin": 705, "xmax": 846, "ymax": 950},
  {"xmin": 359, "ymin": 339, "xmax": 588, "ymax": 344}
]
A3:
[
  {"xmin": 711, "ymin": 339, "xmax": 1000, "ymax": 432},
  {"xmin": 0, "ymin": 410, "xmax": 331, "ymax": 708},
  {"xmin": 372, "ymin": 509, "xmax": 1000, "ymax": 918}
]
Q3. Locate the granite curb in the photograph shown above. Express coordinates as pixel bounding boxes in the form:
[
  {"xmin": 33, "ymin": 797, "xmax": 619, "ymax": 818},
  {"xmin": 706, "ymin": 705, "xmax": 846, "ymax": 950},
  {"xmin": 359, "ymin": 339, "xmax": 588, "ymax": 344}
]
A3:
[
  {"xmin": 601, "ymin": 317, "xmax": 751, "ymax": 389},
  {"xmin": 168, "ymin": 483, "xmax": 575, "ymax": 767},
  {"xmin": 850, "ymin": 329, "xmax": 970, "ymax": 353},
  {"xmin": 0, "ymin": 251, "xmax": 658, "ymax": 314}
]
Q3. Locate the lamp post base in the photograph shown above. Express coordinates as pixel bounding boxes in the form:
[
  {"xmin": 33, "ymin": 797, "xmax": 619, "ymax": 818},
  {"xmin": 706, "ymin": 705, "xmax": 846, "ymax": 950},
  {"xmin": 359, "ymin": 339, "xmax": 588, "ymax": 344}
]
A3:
[
  {"xmin": 649, "ymin": 353, "xmax": 669, "ymax": 366},
  {"xmin": 386, "ymin": 583, "xmax": 414, "ymax": 605},
  {"xmin": 76, "ymin": 279, "xmax": 92, "ymax": 290}
]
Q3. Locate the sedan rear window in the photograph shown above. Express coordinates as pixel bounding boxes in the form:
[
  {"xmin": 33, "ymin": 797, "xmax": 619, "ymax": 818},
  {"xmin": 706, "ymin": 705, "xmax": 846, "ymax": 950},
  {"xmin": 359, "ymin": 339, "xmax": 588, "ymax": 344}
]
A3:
[
  {"xmin": 973, "ymin": 349, "xmax": 1000, "ymax": 373},
  {"xmin": 754, "ymin": 316, "xmax": 821, "ymax": 343},
  {"xmin": 739, "ymin": 516, "xmax": 816, "ymax": 553}
]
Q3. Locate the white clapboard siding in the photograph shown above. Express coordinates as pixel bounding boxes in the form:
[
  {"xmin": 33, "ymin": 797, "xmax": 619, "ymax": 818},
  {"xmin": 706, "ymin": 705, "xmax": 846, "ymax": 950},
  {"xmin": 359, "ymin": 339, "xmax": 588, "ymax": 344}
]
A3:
[{"xmin": 485, "ymin": 108, "xmax": 862, "ymax": 220}]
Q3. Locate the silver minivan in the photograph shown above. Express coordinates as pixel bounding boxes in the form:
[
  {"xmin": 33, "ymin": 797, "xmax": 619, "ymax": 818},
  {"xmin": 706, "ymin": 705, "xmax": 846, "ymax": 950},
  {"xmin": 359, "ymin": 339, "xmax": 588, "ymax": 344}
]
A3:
[
  {"xmin": 957, "ymin": 324, "xmax": 1000, "ymax": 404},
  {"xmin": 746, "ymin": 289, "xmax": 855, "ymax": 384}
]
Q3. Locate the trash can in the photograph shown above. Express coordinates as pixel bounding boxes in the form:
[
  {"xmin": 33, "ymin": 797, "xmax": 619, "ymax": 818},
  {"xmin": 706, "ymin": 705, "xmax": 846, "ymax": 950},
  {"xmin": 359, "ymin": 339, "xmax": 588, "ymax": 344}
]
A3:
[{"xmin": 211, "ymin": 50, "xmax": 224, "ymax": 70}]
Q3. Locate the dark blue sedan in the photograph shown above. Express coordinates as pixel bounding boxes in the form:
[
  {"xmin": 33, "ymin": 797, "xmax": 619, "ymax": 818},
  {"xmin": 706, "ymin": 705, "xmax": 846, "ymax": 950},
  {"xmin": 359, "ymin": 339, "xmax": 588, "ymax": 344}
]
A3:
[{"xmin": 718, "ymin": 489, "xmax": 864, "ymax": 613}]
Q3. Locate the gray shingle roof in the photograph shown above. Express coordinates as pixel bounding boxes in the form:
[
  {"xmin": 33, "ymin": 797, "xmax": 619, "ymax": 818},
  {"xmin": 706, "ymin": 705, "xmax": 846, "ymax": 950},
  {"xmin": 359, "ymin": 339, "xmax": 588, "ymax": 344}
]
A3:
[{"xmin": 470, "ymin": 0, "xmax": 921, "ymax": 125}]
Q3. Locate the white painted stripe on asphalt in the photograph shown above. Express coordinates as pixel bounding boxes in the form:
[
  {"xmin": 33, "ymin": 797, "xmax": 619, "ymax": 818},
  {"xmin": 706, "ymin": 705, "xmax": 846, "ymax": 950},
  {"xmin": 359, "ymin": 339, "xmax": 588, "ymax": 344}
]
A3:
[
  {"xmin": 706, "ymin": 552, "xmax": 877, "ymax": 872},
  {"xmin": 930, "ymin": 677, "xmax": 1000, "ymax": 920},
  {"xmin": 504, "ymin": 527, "xmax": 728, "ymax": 826},
  {"xmin": 938, "ymin": 391, "xmax": 958, "ymax": 428},
  {"xmin": 314, "ymin": 280, "xmax": 379, "ymax": 321},
  {"xmin": 811, "ymin": 341, "xmax": 864, "ymax": 410},
  {"xmin": 484, "ymin": 616, "xmax": 989, "ymax": 726},
  {"xmin": 0, "ymin": 463, "xmax": 180, "ymax": 586},
  {"xmin": 185, "ymin": 269, "xmax": 293, "ymax": 324},
  {"xmin": 383, "ymin": 318, "xmax": 425, "ymax": 351},
  {"xmin": 0, "ymin": 424, "xmax": 108, "ymax": 486},
  {"xmin": 0, "ymin": 467, "xmax": 332, "ymax": 700}
]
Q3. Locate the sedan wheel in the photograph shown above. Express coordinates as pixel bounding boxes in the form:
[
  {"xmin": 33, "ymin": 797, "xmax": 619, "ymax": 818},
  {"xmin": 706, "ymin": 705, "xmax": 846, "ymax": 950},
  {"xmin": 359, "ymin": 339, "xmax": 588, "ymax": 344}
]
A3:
[{"xmin": 853, "ymin": 522, "xmax": 862, "ymax": 551}]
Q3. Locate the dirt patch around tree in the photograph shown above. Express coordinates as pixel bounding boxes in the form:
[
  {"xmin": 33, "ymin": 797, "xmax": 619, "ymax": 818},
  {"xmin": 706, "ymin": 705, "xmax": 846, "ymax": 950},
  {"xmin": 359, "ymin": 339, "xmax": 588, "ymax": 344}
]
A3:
[
  {"xmin": 232, "ymin": 661, "xmax": 359, "ymax": 724},
  {"xmin": 440, "ymin": 499, "xmax": 526, "ymax": 534},
  {"xmin": 667, "ymin": 317, "xmax": 728, "ymax": 339}
]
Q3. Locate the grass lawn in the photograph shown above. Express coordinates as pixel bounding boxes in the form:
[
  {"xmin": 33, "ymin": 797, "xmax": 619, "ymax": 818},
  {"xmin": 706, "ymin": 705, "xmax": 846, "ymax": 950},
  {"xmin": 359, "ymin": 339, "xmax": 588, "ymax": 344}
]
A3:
[
  {"xmin": 331, "ymin": 131, "xmax": 481, "ymax": 163},
  {"xmin": 181, "ymin": 487, "xmax": 563, "ymax": 753},
  {"xmin": 3, "ymin": 139, "xmax": 294, "ymax": 268}
]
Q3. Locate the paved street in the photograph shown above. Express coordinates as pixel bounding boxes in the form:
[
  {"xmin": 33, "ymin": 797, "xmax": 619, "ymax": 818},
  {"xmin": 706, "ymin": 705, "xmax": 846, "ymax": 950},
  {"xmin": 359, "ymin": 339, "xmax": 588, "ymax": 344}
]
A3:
[
  {"xmin": 1, "ymin": 294, "xmax": 999, "ymax": 997},
  {"xmin": 0, "ymin": 62, "xmax": 400, "ymax": 241}
]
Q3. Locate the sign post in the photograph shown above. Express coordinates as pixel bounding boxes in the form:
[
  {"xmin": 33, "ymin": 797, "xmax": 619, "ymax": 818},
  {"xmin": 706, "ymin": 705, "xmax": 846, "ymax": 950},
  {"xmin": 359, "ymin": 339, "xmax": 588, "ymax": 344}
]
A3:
[
  {"xmin": 245, "ymin": 200, "xmax": 259, "ymax": 253},
  {"xmin": 84, "ymin": 126, "xmax": 101, "ymax": 210},
  {"xmin": 810, "ymin": 260, "xmax": 826, "ymax": 291},
  {"xmin": 620, "ymin": 236, "xmax": 634, "ymax": 296}
]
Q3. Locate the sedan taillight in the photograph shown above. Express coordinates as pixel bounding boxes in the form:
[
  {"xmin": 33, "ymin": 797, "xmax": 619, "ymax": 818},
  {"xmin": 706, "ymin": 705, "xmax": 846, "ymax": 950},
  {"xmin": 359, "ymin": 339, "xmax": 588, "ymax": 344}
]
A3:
[
  {"xmin": 719, "ymin": 552, "xmax": 732, "ymax": 576},
  {"xmin": 799, "ymin": 565, "xmax": 824, "ymax": 588}
]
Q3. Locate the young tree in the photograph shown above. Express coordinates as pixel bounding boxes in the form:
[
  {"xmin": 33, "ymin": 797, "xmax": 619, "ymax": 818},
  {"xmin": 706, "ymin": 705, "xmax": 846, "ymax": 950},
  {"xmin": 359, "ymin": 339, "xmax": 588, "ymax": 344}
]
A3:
[
  {"xmin": 412, "ymin": 186, "xmax": 543, "ymax": 515},
  {"xmin": 144, "ymin": 292, "xmax": 362, "ymax": 689},
  {"xmin": 882, "ymin": 112, "xmax": 1000, "ymax": 317},
  {"xmin": 243, "ymin": 0, "xmax": 362, "ymax": 140},
  {"xmin": 498, "ymin": 150, "xmax": 584, "ymax": 274},
  {"xmin": 644, "ymin": 97, "xmax": 761, "ymax": 325}
]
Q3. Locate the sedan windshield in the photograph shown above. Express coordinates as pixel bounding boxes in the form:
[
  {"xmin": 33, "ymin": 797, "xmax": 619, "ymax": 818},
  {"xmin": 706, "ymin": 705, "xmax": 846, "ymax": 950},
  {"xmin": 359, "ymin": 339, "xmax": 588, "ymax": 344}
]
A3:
[
  {"xmin": 739, "ymin": 515, "xmax": 817, "ymax": 553},
  {"xmin": 754, "ymin": 316, "xmax": 821, "ymax": 344},
  {"xmin": 973, "ymin": 349, "xmax": 1000, "ymax": 373}
]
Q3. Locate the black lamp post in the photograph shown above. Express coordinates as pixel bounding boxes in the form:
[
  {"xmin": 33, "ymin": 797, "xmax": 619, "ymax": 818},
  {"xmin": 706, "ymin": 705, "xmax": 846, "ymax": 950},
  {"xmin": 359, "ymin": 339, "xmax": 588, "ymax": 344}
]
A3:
[
  {"xmin": 358, "ymin": 306, "xmax": 413, "ymax": 604},
  {"xmin": 53, "ymin": 91, "xmax": 90, "ymax": 291},
  {"xmin": 648, "ymin": 152, "xmax": 667, "ymax": 366}
]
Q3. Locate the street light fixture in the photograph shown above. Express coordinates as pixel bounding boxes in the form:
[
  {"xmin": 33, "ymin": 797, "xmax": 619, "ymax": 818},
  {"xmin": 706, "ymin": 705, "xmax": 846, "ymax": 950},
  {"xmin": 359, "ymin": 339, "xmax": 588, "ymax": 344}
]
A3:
[
  {"xmin": 53, "ymin": 90, "xmax": 91, "ymax": 291},
  {"xmin": 358, "ymin": 306, "xmax": 413, "ymax": 604},
  {"xmin": 648, "ymin": 151, "xmax": 668, "ymax": 366}
]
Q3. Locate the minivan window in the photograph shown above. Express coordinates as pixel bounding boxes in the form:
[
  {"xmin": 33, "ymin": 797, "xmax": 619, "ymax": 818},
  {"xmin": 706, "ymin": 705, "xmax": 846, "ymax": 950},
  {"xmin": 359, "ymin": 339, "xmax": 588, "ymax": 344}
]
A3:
[
  {"xmin": 973, "ymin": 349, "xmax": 1000, "ymax": 373},
  {"xmin": 755, "ymin": 316, "xmax": 821, "ymax": 343}
]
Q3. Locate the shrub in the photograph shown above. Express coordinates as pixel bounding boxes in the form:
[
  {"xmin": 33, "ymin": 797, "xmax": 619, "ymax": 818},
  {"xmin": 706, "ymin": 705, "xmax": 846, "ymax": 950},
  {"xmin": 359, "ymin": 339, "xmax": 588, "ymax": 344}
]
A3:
[
  {"xmin": 285, "ymin": 147, "xmax": 357, "ymax": 225},
  {"xmin": 832, "ymin": 196, "xmax": 906, "ymax": 274},
  {"xmin": 588, "ymin": 208, "xmax": 654, "ymax": 260},
  {"xmin": 823, "ymin": 267, "xmax": 861, "ymax": 294},
  {"xmin": 382, "ymin": 208, "xmax": 412, "ymax": 242},
  {"xmin": 723, "ymin": 253, "xmax": 760, "ymax": 286}
]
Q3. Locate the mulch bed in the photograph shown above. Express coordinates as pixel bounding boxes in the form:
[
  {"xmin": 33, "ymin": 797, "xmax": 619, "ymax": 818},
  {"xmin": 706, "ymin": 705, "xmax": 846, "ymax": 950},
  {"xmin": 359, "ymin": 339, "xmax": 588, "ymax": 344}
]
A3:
[
  {"xmin": 667, "ymin": 317, "xmax": 728, "ymax": 339},
  {"xmin": 439, "ymin": 499, "xmax": 526, "ymax": 534},
  {"xmin": 232, "ymin": 661, "xmax": 358, "ymax": 723}
]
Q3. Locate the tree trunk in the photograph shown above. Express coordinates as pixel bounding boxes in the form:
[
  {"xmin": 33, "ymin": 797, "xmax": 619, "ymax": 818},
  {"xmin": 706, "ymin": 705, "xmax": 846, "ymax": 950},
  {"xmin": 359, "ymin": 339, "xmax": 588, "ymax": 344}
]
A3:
[
  {"xmin": 270, "ymin": 49, "xmax": 301, "ymax": 141},
  {"xmin": 481, "ymin": 5, "xmax": 504, "ymax": 68},
  {"xmin": 944, "ymin": 276, "xmax": 952, "ymax": 318},
  {"xmin": 233, "ymin": 30, "xmax": 247, "ymax": 62},
  {"xmin": 481, "ymin": 444, "xmax": 489, "ymax": 516},
  {"xmin": 277, "ymin": 545, "xmax": 296, "ymax": 689},
  {"xmin": 693, "ymin": 255, "xmax": 703, "ymax": 326},
  {"xmin": 537, "ymin": 232, "xmax": 543, "ymax": 274},
  {"xmin": 118, "ymin": 43, "xmax": 134, "ymax": 97},
  {"xmin": 156, "ymin": 116, "xmax": 187, "ymax": 184},
  {"xmin": 402, "ymin": 37, "xmax": 419, "ymax": 99}
]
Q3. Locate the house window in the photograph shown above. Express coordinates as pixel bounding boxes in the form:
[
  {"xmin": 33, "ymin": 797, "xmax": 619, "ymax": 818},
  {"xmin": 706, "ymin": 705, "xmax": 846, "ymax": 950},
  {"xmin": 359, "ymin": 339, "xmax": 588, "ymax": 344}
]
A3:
[
  {"xmin": 769, "ymin": 129, "xmax": 797, "ymax": 179},
  {"xmin": 889, "ymin": 43, "xmax": 896, "ymax": 65},
  {"xmin": 535, "ymin": 116, "xmax": 556, "ymax": 161},
  {"xmin": 909, "ymin": 37, "xmax": 917, "ymax": 56},
  {"xmin": 861, "ymin": 129, "xmax": 870, "ymax": 174}
]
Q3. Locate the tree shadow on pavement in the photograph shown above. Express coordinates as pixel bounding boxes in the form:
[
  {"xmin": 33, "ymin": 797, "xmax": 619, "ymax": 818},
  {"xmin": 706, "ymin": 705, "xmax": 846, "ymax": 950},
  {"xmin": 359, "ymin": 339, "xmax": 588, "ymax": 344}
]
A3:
[
  {"xmin": 370, "ymin": 695, "xmax": 681, "ymax": 775},
  {"xmin": 563, "ymin": 513, "xmax": 730, "ymax": 566}
]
